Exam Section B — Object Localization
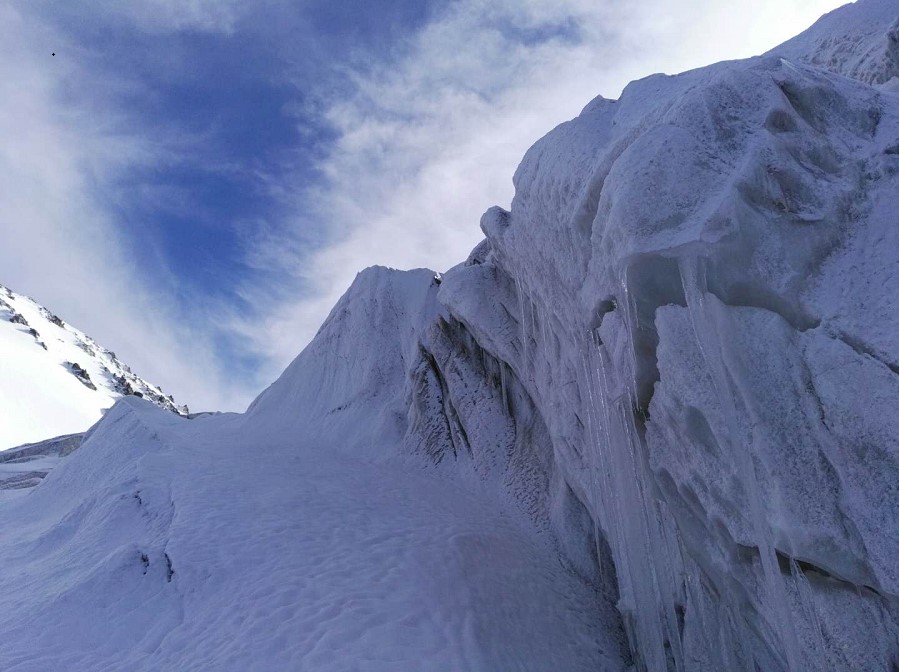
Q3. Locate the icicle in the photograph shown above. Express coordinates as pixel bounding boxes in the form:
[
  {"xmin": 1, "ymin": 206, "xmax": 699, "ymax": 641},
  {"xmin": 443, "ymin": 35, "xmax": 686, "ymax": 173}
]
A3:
[
  {"xmin": 576, "ymin": 324, "xmax": 681, "ymax": 672},
  {"xmin": 516, "ymin": 277, "xmax": 529, "ymax": 379},
  {"xmin": 540, "ymin": 307, "xmax": 548, "ymax": 351},
  {"xmin": 790, "ymin": 558, "xmax": 827, "ymax": 668},
  {"xmin": 578, "ymin": 345, "xmax": 609, "ymax": 591},
  {"xmin": 529, "ymin": 286, "xmax": 537, "ymax": 342},
  {"xmin": 500, "ymin": 362, "xmax": 509, "ymax": 415},
  {"xmin": 678, "ymin": 254, "xmax": 804, "ymax": 671}
]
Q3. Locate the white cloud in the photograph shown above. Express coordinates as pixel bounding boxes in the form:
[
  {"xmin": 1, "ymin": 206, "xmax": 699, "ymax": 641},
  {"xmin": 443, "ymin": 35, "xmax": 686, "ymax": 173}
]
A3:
[
  {"xmin": 62, "ymin": 0, "xmax": 244, "ymax": 34},
  {"xmin": 241, "ymin": 0, "xmax": 848, "ymax": 380}
]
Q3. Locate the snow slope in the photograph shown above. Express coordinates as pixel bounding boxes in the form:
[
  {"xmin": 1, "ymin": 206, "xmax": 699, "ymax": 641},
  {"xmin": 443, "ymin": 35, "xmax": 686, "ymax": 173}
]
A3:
[
  {"xmin": 1, "ymin": 1, "xmax": 898, "ymax": 670},
  {"xmin": 0, "ymin": 398, "xmax": 627, "ymax": 671},
  {"xmin": 0, "ymin": 283, "xmax": 187, "ymax": 449}
]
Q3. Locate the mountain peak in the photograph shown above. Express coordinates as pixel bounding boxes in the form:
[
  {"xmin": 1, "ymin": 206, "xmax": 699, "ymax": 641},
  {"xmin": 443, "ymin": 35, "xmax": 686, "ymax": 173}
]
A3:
[{"xmin": 0, "ymin": 282, "xmax": 187, "ymax": 449}]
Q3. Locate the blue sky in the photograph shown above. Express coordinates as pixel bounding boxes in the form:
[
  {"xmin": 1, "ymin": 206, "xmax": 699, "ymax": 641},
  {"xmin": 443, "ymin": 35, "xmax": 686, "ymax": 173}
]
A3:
[
  {"xmin": 20, "ymin": 0, "xmax": 439, "ymax": 382},
  {"xmin": 1, "ymin": 0, "xmax": 845, "ymax": 411}
]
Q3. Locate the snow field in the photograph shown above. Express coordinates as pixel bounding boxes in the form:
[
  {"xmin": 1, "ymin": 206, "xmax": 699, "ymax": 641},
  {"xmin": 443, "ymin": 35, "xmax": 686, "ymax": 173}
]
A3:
[{"xmin": 0, "ymin": 399, "xmax": 626, "ymax": 671}]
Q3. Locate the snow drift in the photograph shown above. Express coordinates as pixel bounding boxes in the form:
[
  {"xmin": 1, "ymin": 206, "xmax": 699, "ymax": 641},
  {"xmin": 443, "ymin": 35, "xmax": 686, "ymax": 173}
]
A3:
[{"xmin": 2, "ymin": 1, "xmax": 899, "ymax": 669}]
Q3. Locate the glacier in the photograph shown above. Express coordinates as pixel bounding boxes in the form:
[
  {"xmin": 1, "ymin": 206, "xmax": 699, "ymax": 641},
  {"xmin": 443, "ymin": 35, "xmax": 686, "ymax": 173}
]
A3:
[{"xmin": 1, "ymin": 0, "xmax": 899, "ymax": 669}]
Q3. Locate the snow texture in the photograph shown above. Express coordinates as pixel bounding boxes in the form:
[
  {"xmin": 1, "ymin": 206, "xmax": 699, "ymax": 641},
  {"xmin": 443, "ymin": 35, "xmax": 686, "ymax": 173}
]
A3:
[
  {"xmin": 0, "ymin": 283, "xmax": 187, "ymax": 450},
  {"xmin": 0, "ymin": 398, "xmax": 626, "ymax": 671},
  {"xmin": 2, "ymin": 1, "xmax": 899, "ymax": 669}
]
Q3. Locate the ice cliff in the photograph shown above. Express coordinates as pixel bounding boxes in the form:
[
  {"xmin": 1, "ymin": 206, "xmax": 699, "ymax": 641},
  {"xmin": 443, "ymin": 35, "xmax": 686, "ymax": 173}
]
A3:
[
  {"xmin": 252, "ymin": 1, "xmax": 899, "ymax": 667},
  {"xmin": 2, "ymin": 1, "xmax": 898, "ymax": 669}
]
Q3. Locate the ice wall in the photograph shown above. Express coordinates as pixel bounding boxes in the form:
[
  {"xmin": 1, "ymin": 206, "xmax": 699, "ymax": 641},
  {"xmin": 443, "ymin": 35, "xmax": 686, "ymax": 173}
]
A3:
[
  {"xmin": 438, "ymin": 41, "xmax": 899, "ymax": 672},
  {"xmin": 246, "ymin": 3, "xmax": 899, "ymax": 669},
  {"xmin": 436, "ymin": 51, "xmax": 899, "ymax": 670}
]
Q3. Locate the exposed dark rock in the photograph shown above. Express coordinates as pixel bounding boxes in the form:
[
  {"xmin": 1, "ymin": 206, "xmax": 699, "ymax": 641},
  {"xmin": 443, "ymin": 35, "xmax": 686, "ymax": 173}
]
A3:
[
  {"xmin": 65, "ymin": 362, "xmax": 97, "ymax": 391},
  {"xmin": 39, "ymin": 308, "xmax": 65, "ymax": 328}
]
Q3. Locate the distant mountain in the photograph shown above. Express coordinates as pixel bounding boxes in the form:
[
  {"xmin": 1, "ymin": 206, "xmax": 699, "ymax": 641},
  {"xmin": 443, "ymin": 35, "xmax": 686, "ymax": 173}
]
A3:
[{"xmin": 0, "ymin": 282, "xmax": 187, "ymax": 449}]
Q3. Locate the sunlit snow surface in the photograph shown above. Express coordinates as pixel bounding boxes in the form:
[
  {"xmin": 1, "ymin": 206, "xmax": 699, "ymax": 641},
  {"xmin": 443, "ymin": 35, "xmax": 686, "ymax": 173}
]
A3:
[
  {"xmin": 2, "ymin": 1, "xmax": 899, "ymax": 670},
  {"xmin": 0, "ymin": 284, "xmax": 186, "ymax": 449}
]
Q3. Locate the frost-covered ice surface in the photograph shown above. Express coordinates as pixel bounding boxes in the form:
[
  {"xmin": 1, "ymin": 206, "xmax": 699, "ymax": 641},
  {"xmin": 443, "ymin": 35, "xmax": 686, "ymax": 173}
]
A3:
[
  {"xmin": 775, "ymin": 0, "xmax": 899, "ymax": 87},
  {"xmin": 0, "ymin": 283, "xmax": 187, "ymax": 449},
  {"xmin": 3, "ymin": 0, "xmax": 899, "ymax": 669}
]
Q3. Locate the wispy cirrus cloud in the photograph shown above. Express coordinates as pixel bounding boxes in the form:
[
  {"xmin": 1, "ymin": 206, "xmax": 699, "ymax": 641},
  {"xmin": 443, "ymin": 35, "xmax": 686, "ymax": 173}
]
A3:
[{"xmin": 234, "ymin": 0, "xmax": 847, "ymax": 381}]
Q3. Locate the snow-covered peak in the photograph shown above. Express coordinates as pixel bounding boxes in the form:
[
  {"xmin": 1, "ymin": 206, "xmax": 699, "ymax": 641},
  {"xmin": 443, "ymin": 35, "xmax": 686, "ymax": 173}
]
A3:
[{"xmin": 0, "ymin": 282, "xmax": 187, "ymax": 449}]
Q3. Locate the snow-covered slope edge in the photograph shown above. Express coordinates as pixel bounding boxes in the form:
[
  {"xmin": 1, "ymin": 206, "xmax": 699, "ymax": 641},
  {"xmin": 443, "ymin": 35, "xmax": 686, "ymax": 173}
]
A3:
[
  {"xmin": 0, "ymin": 282, "xmax": 188, "ymax": 449},
  {"xmin": 0, "ymin": 433, "xmax": 82, "ymax": 501}
]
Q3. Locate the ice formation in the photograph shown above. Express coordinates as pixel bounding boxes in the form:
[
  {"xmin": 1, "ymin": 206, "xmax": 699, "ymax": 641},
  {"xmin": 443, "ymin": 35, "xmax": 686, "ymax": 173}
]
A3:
[
  {"xmin": 1, "ymin": 1, "xmax": 898, "ymax": 669},
  {"xmin": 250, "ymin": 2, "xmax": 899, "ymax": 666}
]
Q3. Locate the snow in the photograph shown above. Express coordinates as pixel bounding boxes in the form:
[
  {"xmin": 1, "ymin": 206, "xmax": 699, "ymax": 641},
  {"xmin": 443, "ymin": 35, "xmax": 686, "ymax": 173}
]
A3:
[
  {"xmin": 2, "ymin": 0, "xmax": 899, "ymax": 669},
  {"xmin": 0, "ymin": 398, "xmax": 626, "ymax": 671},
  {"xmin": 0, "ymin": 434, "xmax": 80, "ymax": 503},
  {"xmin": 772, "ymin": 0, "xmax": 899, "ymax": 86},
  {"xmin": 0, "ymin": 283, "xmax": 186, "ymax": 450}
]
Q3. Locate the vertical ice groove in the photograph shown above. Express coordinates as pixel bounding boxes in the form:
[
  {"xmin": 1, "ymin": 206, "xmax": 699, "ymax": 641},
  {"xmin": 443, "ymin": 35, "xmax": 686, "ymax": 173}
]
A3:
[
  {"xmin": 528, "ymin": 285, "xmax": 537, "ymax": 346},
  {"xmin": 577, "ymin": 312, "xmax": 687, "ymax": 672},
  {"xmin": 789, "ymin": 559, "xmax": 827, "ymax": 667},
  {"xmin": 539, "ymin": 303, "xmax": 548, "ymax": 350},
  {"xmin": 580, "ymin": 335, "xmax": 640, "ymax": 663},
  {"xmin": 622, "ymin": 266, "xmax": 686, "ymax": 671},
  {"xmin": 718, "ymin": 601, "xmax": 739, "ymax": 671},
  {"xmin": 586, "ymin": 342, "xmax": 621, "ymax": 556},
  {"xmin": 578, "ymin": 346, "xmax": 611, "ymax": 592},
  {"xmin": 618, "ymin": 266, "xmax": 643, "ymax": 406},
  {"xmin": 516, "ymin": 278, "xmax": 529, "ymax": 380},
  {"xmin": 677, "ymin": 254, "xmax": 804, "ymax": 671},
  {"xmin": 499, "ymin": 361, "xmax": 509, "ymax": 415},
  {"xmin": 577, "ymin": 338, "xmax": 642, "ymax": 663}
]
